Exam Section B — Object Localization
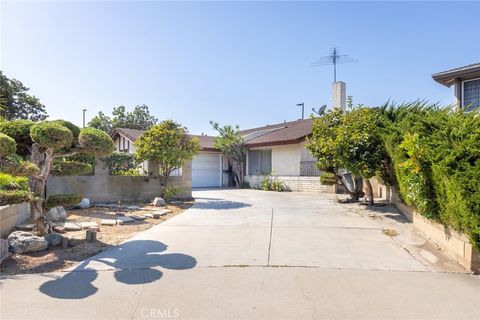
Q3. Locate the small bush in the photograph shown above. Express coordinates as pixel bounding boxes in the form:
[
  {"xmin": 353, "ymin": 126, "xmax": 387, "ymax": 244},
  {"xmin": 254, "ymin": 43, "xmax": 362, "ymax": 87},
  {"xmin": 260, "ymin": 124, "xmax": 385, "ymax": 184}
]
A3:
[
  {"xmin": 260, "ymin": 177, "xmax": 286, "ymax": 192},
  {"xmin": 116, "ymin": 169, "xmax": 143, "ymax": 176},
  {"xmin": 0, "ymin": 189, "xmax": 31, "ymax": 206},
  {"xmin": 45, "ymin": 193, "xmax": 82, "ymax": 209},
  {"xmin": 320, "ymin": 173, "xmax": 337, "ymax": 186},
  {"xmin": 0, "ymin": 173, "xmax": 29, "ymax": 191},
  {"xmin": 163, "ymin": 186, "xmax": 179, "ymax": 202},
  {"xmin": 0, "ymin": 119, "xmax": 34, "ymax": 146},
  {"xmin": 0, "ymin": 133, "xmax": 16, "ymax": 158},
  {"xmin": 239, "ymin": 181, "xmax": 250, "ymax": 189},
  {"xmin": 107, "ymin": 152, "xmax": 141, "ymax": 175},
  {"xmin": 31, "ymin": 122, "xmax": 73, "ymax": 149},
  {"xmin": 51, "ymin": 160, "xmax": 93, "ymax": 176},
  {"xmin": 78, "ymin": 127, "xmax": 115, "ymax": 156},
  {"xmin": 51, "ymin": 120, "xmax": 80, "ymax": 144},
  {"xmin": 1, "ymin": 156, "xmax": 39, "ymax": 177}
]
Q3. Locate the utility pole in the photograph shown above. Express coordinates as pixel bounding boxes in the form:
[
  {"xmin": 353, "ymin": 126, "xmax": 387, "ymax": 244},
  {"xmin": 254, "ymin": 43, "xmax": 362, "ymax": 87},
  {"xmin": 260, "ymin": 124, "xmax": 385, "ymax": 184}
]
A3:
[
  {"xmin": 296, "ymin": 103, "xmax": 305, "ymax": 120},
  {"xmin": 82, "ymin": 109, "xmax": 87, "ymax": 128}
]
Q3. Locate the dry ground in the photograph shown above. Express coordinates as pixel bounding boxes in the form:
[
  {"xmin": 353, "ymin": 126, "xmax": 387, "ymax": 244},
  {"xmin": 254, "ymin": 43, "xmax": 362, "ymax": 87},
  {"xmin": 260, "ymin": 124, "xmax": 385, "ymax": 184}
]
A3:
[{"xmin": 0, "ymin": 202, "xmax": 193, "ymax": 275}]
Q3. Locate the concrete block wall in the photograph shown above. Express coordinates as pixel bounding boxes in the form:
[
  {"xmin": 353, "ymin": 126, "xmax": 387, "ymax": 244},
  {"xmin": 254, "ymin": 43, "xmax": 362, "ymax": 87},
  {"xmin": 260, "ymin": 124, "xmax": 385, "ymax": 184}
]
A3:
[
  {"xmin": 47, "ymin": 159, "xmax": 192, "ymax": 203},
  {"xmin": 0, "ymin": 203, "xmax": 30, "ymax": 237},
  {"xmin": 384, "ymin": 186, "xmax": 480, "ymax": 273}
]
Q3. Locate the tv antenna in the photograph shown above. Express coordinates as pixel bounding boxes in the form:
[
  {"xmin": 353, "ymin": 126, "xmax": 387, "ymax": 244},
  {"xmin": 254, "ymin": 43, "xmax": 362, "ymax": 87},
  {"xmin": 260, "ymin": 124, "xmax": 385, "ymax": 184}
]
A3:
[
  {"xmin": 311, "ymin": 47, "xmax": 358, "ymax": 82},
  {"xmin": 312, "ymin": 105, "xmax": 327, "ymax": 116}
]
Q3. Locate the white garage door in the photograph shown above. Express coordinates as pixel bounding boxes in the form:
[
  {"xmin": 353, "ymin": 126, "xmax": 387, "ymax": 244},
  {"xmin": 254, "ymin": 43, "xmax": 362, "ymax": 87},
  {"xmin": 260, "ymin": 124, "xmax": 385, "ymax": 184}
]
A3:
[{"xmin": 192, "ymin": 153, "xmax": 222, "ymax": 187}]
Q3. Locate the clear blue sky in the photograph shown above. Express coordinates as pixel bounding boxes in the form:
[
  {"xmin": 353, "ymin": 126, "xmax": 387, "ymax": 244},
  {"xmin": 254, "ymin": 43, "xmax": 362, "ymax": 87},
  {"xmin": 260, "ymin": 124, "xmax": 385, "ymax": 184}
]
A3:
[{"xmin": 1, "ymin": 1, "xmax": 479, "ymax": 135}]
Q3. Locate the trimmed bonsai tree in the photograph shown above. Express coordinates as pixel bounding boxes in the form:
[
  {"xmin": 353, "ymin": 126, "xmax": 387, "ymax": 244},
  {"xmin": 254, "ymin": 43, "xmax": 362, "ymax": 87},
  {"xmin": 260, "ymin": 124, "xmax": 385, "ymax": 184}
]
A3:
[
  {"xmin": 135, "ymin": 120, "xmax": 200, "ymax": 197},
  {"xmin": 0, "ymin": 120, "xmax": 114, "ymax": 234}
]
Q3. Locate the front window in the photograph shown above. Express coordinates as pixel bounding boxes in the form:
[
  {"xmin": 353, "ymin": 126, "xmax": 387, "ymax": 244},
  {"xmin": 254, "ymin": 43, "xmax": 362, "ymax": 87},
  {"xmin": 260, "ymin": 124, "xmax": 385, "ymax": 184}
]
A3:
[
  {"xmin": 463, "ymin": 79, "xmax": 480, "ymax": 111},
  {"xmin": 170, "ymin": 167, "xmax": 182, "ymax": 176},
  {"xmin": 248, "ymin": 149, "xmax": 272, "ymax": 175}
]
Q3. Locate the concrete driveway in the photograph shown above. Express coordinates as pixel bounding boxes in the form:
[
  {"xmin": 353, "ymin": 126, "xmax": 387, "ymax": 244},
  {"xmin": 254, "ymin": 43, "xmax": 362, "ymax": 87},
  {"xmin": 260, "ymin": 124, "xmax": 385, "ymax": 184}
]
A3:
[{"xmin": 1, "ymin": 189, "xmax": 479, "ymax": 319}]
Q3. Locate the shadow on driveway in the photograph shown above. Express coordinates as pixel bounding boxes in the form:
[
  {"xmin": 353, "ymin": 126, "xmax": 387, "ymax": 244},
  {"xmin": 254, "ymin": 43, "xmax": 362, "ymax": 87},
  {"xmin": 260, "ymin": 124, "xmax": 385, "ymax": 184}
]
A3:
[
  {"xmin": 193, "ymin": 197, "xmax": 252, "ymax": 210},
  {"xmin": 39, "ymin": 240, "xmax": 196, "ymax": 299}
]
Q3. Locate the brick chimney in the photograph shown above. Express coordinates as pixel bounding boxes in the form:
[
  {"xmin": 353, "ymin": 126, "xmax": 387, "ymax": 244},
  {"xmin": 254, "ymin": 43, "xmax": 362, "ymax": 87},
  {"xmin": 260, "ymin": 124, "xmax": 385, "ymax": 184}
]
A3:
[{"xmin": 332, "ymin": 81, "xmax": 346, "ymax": 112}]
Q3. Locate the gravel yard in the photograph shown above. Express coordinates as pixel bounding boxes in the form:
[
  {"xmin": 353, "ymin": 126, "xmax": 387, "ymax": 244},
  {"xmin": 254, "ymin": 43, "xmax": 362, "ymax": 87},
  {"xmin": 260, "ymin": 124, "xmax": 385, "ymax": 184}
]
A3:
[{"xmin": 0, "ymin": 201, "xmax": 193, "ymax": 275}]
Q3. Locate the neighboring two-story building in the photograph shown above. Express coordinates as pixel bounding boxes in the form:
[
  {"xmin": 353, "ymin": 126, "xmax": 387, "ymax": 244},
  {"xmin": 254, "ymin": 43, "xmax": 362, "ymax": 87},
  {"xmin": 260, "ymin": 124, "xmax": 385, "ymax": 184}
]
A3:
[{"xmin": 432, "ymin": 62, "xmax": 480, "ymax": 111}]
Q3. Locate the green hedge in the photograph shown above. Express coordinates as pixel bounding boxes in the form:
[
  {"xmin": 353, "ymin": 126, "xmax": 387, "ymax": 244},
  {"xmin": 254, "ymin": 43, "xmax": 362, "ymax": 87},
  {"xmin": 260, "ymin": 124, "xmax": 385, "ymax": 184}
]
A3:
[
  {"xmin": 381, "ymin": 104, "xmax": 480, "ymax": 247},
  {"xmin": 320, "ymin": 173, "xmax": 337, "ymax": 186},
  {"xmin": 45, "ymin": 193, "xmax": 82, "ymax": 209},
  {"xmin": 0, "ymin": 173, "xmax": 29, "ymax": 191},
  {"xmin": 106, "ymin": 152, "xmax": 141, "ymax": 175},
  {"xmin": 0, "ymin": 190, "xmax": 31, "ymax": 206},
  {"xmin": 51, "ymin": 160, "xmax": 93, "ymax": 176},
  {"xmin": 78, "ymin": 127, "xmax": 115, "ymax": 156},
  {"xmin": 0, "ymin": 133, "xmax": 16, "ymax": 158},
  {"xmin": 31, "ymin": 122, "xmax": 73, "ymax": 149}
]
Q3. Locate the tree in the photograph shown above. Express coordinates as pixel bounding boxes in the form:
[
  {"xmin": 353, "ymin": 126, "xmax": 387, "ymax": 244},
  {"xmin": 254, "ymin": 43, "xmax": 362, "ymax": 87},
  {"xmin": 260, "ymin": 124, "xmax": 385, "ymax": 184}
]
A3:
[
  {"xmin": 0, "ymin": 71, "xmax": 48, "ymax": 121},
  {"xmin": 0, "ymin": 120, "xmax": 114, "ymax": 233},
  {"xmin": 135, "ymin": 120, "xmax": 200, "ymax": 196},
  {"xmin": 307, "ymin": 109, "xmax": 365, "ymax": 202},
  {"xmin": 336, "ymin": 108, "xmax": 387, "ymax": 204},
  {"xmin": 210, "ymin": 122, "xmax": 246, "ymax": 188},
  {"xmin": 87, "ymin": 111, "xmax": 112, "ymax": 133},
  {"xmin": 88, "ymin": 105, "xmax": 158, "ymax": 133}
]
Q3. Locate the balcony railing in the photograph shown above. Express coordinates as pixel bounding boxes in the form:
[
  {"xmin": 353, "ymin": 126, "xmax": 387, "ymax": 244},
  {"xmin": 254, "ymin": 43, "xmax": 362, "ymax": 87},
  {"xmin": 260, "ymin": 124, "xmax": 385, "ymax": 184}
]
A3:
[{"xmin": 300, "ymin": 161, "xmax": 321, "ymax": 176}]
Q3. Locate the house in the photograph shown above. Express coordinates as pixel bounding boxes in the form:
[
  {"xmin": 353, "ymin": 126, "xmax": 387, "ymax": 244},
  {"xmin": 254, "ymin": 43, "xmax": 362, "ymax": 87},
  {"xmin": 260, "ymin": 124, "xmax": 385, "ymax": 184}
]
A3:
[
  {"xmin": 432, "ymin": 62, "xmax": 480, "ymax": 111},
  {"xmin": 111, "ymin": 128, "xmax": 228, "ymax": 188},
  {"xmin": 241, "ymin": 119, "xmax": 331, "ymax": 192},
  {"xmin": 111, "ymin": 119, "xmax": 329, "ymax": 192}
]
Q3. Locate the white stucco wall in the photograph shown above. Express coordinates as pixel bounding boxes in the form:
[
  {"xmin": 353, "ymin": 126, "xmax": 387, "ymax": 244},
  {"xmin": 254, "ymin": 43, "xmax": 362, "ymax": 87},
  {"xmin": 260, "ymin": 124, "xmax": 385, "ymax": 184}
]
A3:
[{"xmin": 272, "ymin": 144, "xmax": 303, "ymax": 176}]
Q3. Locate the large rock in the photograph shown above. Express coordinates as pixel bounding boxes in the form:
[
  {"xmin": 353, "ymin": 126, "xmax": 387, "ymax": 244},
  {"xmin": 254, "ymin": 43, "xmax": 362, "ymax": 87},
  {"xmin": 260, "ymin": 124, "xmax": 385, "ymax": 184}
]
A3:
[
  {"xmin": 76, "ymin": 198, "xmax": 90, "ymax": 209},
  {"xmin": 151, "ymin": 197, "xmax": 166, "ymax": 207},
  {"xmin": 7, "ymin": 231, "xmax": 48, "ymax": 254},
  {"xmin": 44, "ymin": 233, "xmax": 64, "ymax": 247},
  {"xmin": 45, "ymin": 206, "xmax": 67, "ymax": 222}
]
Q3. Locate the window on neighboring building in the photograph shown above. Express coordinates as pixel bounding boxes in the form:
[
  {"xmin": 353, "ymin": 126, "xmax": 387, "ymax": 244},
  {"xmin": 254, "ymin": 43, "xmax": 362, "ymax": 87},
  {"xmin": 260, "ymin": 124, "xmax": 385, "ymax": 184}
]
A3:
[
  {"xmin": 463, "ymin": 79, "xmax": 480, "ymax": 111},
  {"xmin": 248, "ymin": 149, "xmax": 272, "ymax": 175}
]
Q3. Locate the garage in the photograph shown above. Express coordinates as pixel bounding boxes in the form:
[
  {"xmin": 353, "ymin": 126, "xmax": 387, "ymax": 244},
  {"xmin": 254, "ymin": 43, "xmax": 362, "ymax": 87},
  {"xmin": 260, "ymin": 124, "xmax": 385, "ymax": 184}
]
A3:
[{"xmin": 192, "ymin": 153, "xmax": 222, "ymax": 187}]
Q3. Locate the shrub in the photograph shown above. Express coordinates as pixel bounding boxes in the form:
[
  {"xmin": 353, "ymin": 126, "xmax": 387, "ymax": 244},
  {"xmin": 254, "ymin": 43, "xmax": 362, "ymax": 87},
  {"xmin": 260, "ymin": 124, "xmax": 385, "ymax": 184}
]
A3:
[
  {"xmin": 320, "ymin": 173, "xmax": 337, "ymax": 186},
  {"xmin": 0, "ymin": 189, "xmax": 31, "ymax": 206},
  {"xmin": 163, "ymin": 186, "xmax": 179, "ymax": 202},
  {"xmin": 106, "ymin": 152, "xmax": 140, "ymax": 175},
  {"xmin": 51, "ymin": 160, "xmax": 93, "ymax": 176},
  {"xmin": 380, "ymin": 103, "xmax": 480, "ymax": 247},
  {"xmin": 239, "ymin": 181, "xmax": 251, "ymax": 189},
  {"xmin": 260, "ymin": 176, "xmax": 286, "ymax": 192},
  {"xmin": 30, "ymin": 122, "xmax": 73, "ymax": 149},
  {"xmin": 1, "ymin": 155, "xmax": 39, "ymax": 177},
  {"xmin": 0, "ymin": 173, "xmax": 29, "ymax": 191},
  {"xmin": 45, "ymin": 193, "xmax": 82, "ymax": 209},
  {"xmin": 115, "ymin": 169, "xmax": 143, "ymax": 176},
  {"xmin": 51, "ymin": 120, "xmax": 80, "ymax": 144},
  {"xmin": 0, "ymin": 133, "xmax": 16, "ymax": 158},
  {"xmin": 0, "ymin": 119, "xmax": 34, "ymax": 146},
  {"xmin": 78, "ymin": 127, "xmax": 115, "ymax": 156}
]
